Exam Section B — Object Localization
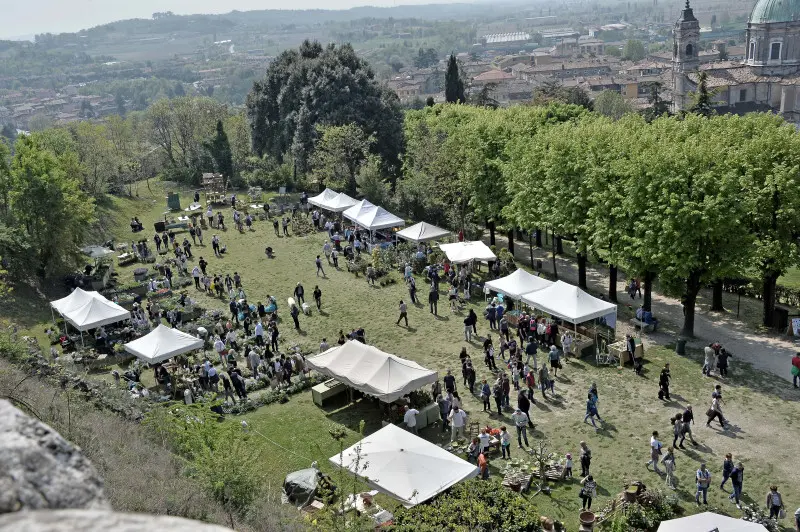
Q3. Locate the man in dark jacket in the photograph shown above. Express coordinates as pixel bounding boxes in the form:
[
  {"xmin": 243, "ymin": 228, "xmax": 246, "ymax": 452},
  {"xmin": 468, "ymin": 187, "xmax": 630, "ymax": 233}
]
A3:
[{"xmin": 517, "ymin": 391, "xmax": 534, "ymax": 428}]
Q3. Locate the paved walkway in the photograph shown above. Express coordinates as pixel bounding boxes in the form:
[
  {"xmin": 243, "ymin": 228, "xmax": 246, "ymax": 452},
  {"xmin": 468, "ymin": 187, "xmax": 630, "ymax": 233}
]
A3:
[{"xmin": 492, "ymin": 235, "xmax": 798, "ymax": 382}]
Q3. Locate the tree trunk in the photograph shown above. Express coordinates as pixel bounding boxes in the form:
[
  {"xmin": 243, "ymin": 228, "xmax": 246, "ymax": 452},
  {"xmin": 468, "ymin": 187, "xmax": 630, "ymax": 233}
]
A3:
[
  {"xmin": 507, "ymin": 229, "xmax": 515, "ymax": 255},
  {"xmin": 681, "ymin": 271, "xmax": 703, "ymax": 338},
  {"xmin": 488, "ymin": 220, "xmax": 496, "ymax": 246},
  {"xmin": 535, "ymin": 228, "xmax": 542, "ymax": 248},
  {"xmin": 762, "ymin": 271, "xmax": 779, "ymax": 328},
  {"xmin": 577, "ymin": 252, "xmax": 587, "ymax": 289},
  {"xmin": 556, "ymin": 236, "xmax": 563, "ymax": 255},
  {"xmin": 608, "ymin": 265, "xmax": 618, "ymax": 302},
  {"xmin": 551, "ymin": 232, "xmax": 558, "ymax": 280},
  {"xmin": 643, "ymin": 271, "xmax": 654, "ymax": 312},
  {"xmin": 529, "ymin": 231, "xmax": 534, "ymax": 270},
  {"xmin": 710, "ymin": 280, "xmax": 724, "ymax": 311}
]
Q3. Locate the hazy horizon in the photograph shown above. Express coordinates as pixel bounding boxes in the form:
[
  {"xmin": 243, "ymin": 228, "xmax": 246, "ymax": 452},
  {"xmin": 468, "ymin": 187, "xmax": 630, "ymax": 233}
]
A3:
[{"xmin": 2, "ymin": 0, "xmax": 471, "ymax": 39}]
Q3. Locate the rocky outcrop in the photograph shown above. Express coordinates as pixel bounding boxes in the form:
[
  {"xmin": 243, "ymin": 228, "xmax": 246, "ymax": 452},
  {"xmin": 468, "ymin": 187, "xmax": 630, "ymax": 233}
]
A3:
[
  {"xmin": 0, "ymin": 509, "xmax": 233, "ymax": 531},
  {"xmin": 0, "ymin": 399, "xmax": 108, "ymax": 513}
]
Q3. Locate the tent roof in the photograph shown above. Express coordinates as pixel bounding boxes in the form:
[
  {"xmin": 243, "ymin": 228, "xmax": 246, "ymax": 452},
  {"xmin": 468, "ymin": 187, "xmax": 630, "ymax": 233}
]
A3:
[
  {"xmin": 657, "ymin": 512, "xmax": 768, "ymax": 532},
  {"xmin": 520, "ymin": 280, "xmax": 616, "ymax": 324},
  {"xmin": 309, "ymin": 189, "xmax": 358, "ymax": 212},
  {"xmin": 343, "ymin": 200, "xmax": 405, "ymax": 231},
  {"xmin": 396, "ymin": 222, "xmax": 451, "ymax": 243},
  {"xmin": 329, "ymin": 424, "xmax": 478, "ymax": 507},
  {"xmin": 51, "ymin": 288, "xmax": 100, "ymax": 315},
  {"xmin": 484, "ymin": 268, "xmax": 553, "ymax": 300},
  {"xmin": 62, "ymin": 293, "xmax": 131, "ymax": 331},
  {"xmin": 124, "ymin": 324, "xmax": 204, "ymax": 364},
  {"xmin": 305, "ymin": 341, "xmax": 437, "ymax": 403},
  {"xmin": 438, "ymin": 241, "xmax": 497, "ymax": 264}
]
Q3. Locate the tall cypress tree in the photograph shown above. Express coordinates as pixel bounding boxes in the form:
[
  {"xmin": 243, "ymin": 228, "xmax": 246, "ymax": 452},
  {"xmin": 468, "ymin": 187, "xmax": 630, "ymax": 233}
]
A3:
[
  {"xmin": 206, "ymin": 120, "xmax": 233, "ymax": 180},
  {"xmin": 445, "ymin": 54, "xmax": 465, "ymax": 104}
]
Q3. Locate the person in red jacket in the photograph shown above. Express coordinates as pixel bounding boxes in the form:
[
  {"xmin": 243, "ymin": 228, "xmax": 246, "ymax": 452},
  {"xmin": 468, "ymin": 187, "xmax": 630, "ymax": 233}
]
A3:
[{"xmin": 791, "ymin": 352, "xmax": 800, "ymax": 388}]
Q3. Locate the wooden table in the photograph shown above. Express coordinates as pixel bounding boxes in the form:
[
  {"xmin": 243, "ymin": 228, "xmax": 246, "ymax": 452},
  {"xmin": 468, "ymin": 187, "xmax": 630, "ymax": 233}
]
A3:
[{"xmin": 609, "ymin": 339, "xmax": 644, "ymax": 365}]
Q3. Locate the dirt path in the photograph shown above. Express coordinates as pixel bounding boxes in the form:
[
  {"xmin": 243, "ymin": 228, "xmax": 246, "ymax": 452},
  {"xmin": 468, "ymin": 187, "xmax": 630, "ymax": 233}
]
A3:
[{"xmin": 493, "ymin": 235, "xmax": 799, "ymax": 382}]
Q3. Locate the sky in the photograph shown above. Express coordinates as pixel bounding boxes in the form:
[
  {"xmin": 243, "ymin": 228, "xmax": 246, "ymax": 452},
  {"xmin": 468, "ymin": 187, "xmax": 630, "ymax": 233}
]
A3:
[{"xmin": 1, "ymin": 0, "xmax": 467, "ymax": 39}]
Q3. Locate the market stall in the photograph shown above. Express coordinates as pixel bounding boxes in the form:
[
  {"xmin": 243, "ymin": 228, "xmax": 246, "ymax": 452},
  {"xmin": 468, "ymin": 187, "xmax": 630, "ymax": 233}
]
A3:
[
  {"xmin": 438, "ymin": 241, "xmax": 496, "ymax": 264},
  {"xmin": 329, "ymin": 424, "xmax": 478, "ymax": 507},
  {"xmin": 61, "ymin": 294, "xmax": 131, "ymax": 332},
  {"xmin": 520, "ymin": 281, "xmax": 617, "ymax": 356},
  {"xmin": 309, "ymin": 188, "xmax": 359, "ymax": 213},
  {"xmin": 124, "ymin": 324, "xmax": 203, "ymax": 365},
  {"xmin": 396, "ymin": 222, "xmax": 451, "ymax": 243},
  {"xmin": 306, "ymin": 341, "xmax": 437, "ymax": 403},
  {"xmin": 657, "ymin": 512, "xmax": 767, "ymax": 532}
]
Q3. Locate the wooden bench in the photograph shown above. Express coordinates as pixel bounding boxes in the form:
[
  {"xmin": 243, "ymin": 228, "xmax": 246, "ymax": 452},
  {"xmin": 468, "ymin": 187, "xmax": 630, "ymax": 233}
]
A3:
[{"xmin": 630, "ymin": 318, "xmax": 655, "ymax": 332}]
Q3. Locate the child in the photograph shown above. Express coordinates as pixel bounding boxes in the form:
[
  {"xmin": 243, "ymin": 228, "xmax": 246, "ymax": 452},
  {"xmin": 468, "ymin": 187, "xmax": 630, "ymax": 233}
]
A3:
[
  {"xmin": 478, "ymin": 452, "xmax": 489, "ymax": 480},
  {"xmin": 500, "ymin": 426, "xmax": 511, "ymax": 459},
  {"xmin": 565, "ymin": 453, "xmax": 573, "ymax": 479}
]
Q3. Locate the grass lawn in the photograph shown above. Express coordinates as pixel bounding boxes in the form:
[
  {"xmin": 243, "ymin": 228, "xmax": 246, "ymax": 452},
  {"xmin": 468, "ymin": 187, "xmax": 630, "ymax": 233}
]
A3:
[
  {"xmin": 7, "ymin": 182, "xmax": 800, "ymax": 530},
  {"xmin": 779, "ymin": 267, "xmax": 800, "ymax": 291}
]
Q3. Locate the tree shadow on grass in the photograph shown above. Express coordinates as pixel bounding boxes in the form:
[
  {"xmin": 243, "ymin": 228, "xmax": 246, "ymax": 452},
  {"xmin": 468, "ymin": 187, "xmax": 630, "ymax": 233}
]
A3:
[{"xmin": 323, "ymin": 398, "xmax": 384, "ymax": 435}]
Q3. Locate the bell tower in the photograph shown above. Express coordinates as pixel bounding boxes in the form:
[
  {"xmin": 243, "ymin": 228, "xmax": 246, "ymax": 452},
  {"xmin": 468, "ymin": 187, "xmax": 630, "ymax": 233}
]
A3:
[{"xmin": 672, "ymin": 0, "xmax": 700, "ymax": 112}]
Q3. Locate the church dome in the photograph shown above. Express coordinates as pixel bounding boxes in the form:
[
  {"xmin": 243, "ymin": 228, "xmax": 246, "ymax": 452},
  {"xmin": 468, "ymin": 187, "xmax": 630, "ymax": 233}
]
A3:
[{"xmin": 749, "ymin": 0, "xmax": 800, "ymax": 24}]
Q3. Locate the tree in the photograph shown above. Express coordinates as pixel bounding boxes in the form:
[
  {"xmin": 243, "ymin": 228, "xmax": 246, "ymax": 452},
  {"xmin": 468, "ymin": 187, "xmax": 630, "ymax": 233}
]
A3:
[
  {"xmin": 533, "ymin": 80, "xmax": 593, "ymax": 110},
  {"xmin": 1, "ymin": 124, "xmax": 16, "ymax": 145},
  {"xmin": 641, "ymin": 82, "xmax": 671, "ymax": 123},
  {"xmin": 623, "ymin": 39, "xmax": 647, "ymax": 61},
  {"xmin": 311, "ymin": 124, "xmax": 374, "ymax": 195},
  {"xmin": 205, "ymin": 120, "xmax": 234, "ymax": 183},
  {"xmin": 606, "ymin": 45, "xmax": 622, "ymax": 57},
  {"xmin": 71, "ymin": 122, "xmax": 118, "ymax": 198},
  {"xmin": 414, "ymin": 47, "xmax": 438, "ymax": 68},
  {"xmin": 356, "ymin": 155, "xmax": 392, "ymax": 205},
  {"xmin": 593, "ymin": 90, "xmax": 634, "ymax": 120},
  {"xmin": 689, "ymin": 72, "xmax": 715, "ymax": 117},
  {"xmin": 8, "ymin": 135, "xmax": 95, "ymax": 277},
  {"xmin": 472, "ymin": 83, "xmax": 499, "ymax": 109},
  {"xmin": 425, "ymin": 96, "xmax": 435, "ymax": 107},
  {"xmin": 246, "ymin": 41, "xmax": 403, "ymax": 177},
  {"xmin": 445, "ymin": 54, "xmax": 465, "ymax": 104}
]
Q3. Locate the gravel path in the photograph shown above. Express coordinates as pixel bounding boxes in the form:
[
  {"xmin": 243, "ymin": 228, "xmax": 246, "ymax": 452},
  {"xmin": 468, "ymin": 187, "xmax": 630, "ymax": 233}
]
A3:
[{"xmin": 493, "ymin": 235, "xmax": 799, "ymax": 382}]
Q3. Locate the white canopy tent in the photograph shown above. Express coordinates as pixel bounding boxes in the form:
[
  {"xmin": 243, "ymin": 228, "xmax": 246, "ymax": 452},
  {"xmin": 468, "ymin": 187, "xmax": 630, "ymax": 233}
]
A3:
[
  {"xmin": 124, "ymin": 324, "xmax": 204, "ymax": 364},
  {"xmin": 342, "ymin": 200, "xmax": 405, "ymax": 231},
  {"xmin": 61, "ymin": 294, "xmax": 131, "ymax": 332},
  {"xmin": 396, "ymin": 222, "xmax": 451, "ymax": 243},
  {"xmin": 484, "ymin": 268, "xmax": 553, "ymax": 300},
  {"xmin": 50, "ymin": 288, "xmax": 100, "ymax": 316},
  {"xmin": 438, "ymin": 241, "xmax": 497, "ymax": 264},
  {"xmin": 657, "ymin": 512, "xmax": 767, "ymax": 532},
  {"xmin": 81, "ymin": 245, "xmax": 115, "ymax": 260},
  {"xmin": 306, "ymin": 341, "xmax": 437, "ymax": 403},
  {"xmin": 520, "ymin": 280, "xmax": 616, "ymax": 326},
  {"xmin": 309, "ymin": 189, "xmax": 359, "ymax": 213},
  {"xmin": 329, "ymin": 424, "xmax": 478, "ymax": 507}
]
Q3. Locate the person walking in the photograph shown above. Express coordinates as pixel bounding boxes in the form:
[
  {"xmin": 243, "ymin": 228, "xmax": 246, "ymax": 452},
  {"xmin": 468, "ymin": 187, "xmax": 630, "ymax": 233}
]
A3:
[
  {"xmin": 294, "ymin": 282, "xmax": 305, "ymax": 304},
  {"xmin": 659, "ymin": 363, "xmax": 671, "ymax": 400},
  {"xmin": 706, "ymin": 395, "xmax": 726, "ymax": 429},
  {"xmin": 671, "ymin": 414, "xmax": 684, "ymax": 449},
  {"xmin": 443, "ymin": 369, "xmax": 456, "ymax": 394},
  {"xmin": 766, "ymin": 485, "xmax": 784, "ymax": 520},
  {"xmin": 679, "ymin": 405, "xmax": 697, "ymax": 447},
  {"xmin": 548, "ymin": 345, "xmax": 561, "ymax": 378},
  {"xmin": 729, "ymin": 462, "xmax": 744, "ymax": 508},
  {"xmin": 580, "ymin": 475, "xmax": 597, "ymax": 510},
  {"xmin": 480, "ymin": 379, "xmax": 491, "ymax": 412},
  {"xmin": 437, "ymin": 394, "xmax": 451, "ymax": 432},
  {"xmin": 428, "ymin": 282, "xmax": 439, "ymax": 315},
  {"xmin": 695, "ymin": 463, "xmax": 711, "ymax": 505},
  {"xmin": 315, "ymin": 255, "xmax": 326, "ymax": 277},
  {"xmin": 290, "ymin": 304, "xmax": 300, "ymax": 330},
  {"xmin": 584, "ymin": 392, "xmax": 601, "ymax": 432},
  {"xmin": 717, "ymin": 348, "xmax": 732, "ymax": 378},
  {"xmin": 517, "ymin": 391, "xmax": 534, "ymax": 428},
  {"xmin": 500, "ymin": 426, "xmax": 511, "ymax": 459},
  {"xmin": 403, "ymin": 406, "xmax": 419, "ymax": 434},
  {"xmin": 703, "ymin": 344, "xmax": 717, "ymax": 376},
  {"xmin": 492, "ymin": 380, "xmax": 503, "ymax": 415},
  {"xmin": 538, "ymin": 364, "xmax": 550, "ymax": 399},
  {"xmin": 511, "ymin": 407, "xmax": 530, "ymax": 448},
  {"xmin": 466, "ymin": 363, "xmax": 476, "ymax": 394},
  {"xmin": 448, "ymin": 405, "xmax": 467, "ymax": 442},
  {"xmin": 463, "ymin": 313, "xmax": 474, "ymax": 342},
  {"xmin": 485, "ymin": 302, "xmax": 497, "ymax": 330},
  {"xmin": 525, "ymin": 337, "xmax": 539, "ymax": 369},
  {"xmin": 579, "ymin": 441, "xmax": 592, "ymax": 477},
  {"xmin": 662, "ymin": 447, "xmax": 676, "ymax": 489},
  {"xmin": 192, "ymin": 266, "xmax": 201, "ymax": 289},
  {"xmin": 646, "ymin": 431, "xmax": 663, "ymax": 473},
  {"xmin": 720, "ymin": 453, "xmax": 734, "ymax": 490},
  {"xmin": 313, "ymin": 286, "xmax": 322, "ymax": 311},
  {"xmin": 525, "ymin": 369, "xmax": 537, "ymax": 403},
  {"xmin": 792, "ymin": 352, "xmax": 800, "ymax": 388},
  {"xmin": 408, "ymin": 276, "xmax": 417, "ymax": 305},
  {"xmin": 396, "ymin": 300, "xmax": 409, "ymax": 327}
]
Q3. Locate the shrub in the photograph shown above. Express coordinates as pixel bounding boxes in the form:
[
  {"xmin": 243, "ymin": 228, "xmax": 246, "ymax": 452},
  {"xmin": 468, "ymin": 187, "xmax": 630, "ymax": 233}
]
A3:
[{"xmin": 392, "ymin": 478, "xmax": 543, "ymax": 531}]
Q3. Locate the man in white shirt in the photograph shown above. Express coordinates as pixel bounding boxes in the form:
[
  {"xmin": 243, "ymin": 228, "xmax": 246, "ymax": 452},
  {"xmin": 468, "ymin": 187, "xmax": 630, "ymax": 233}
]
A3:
[
  {"xmin": 510, "ymin": 408, "xmax": 530, "ymax": 447},
  {"xmin": 254, "ymin": 321, "xmax": 264, "ymax": 346},
  {"xmin": 226, "ymin": 330, "xmax": 238, "ymax": 351},
  {"xmin": 448, "ymin": 405, "xmax": 467, "ymax": 442},
  {"xmin": 320, "ymin": 338, "xmax": 329, "ymax": 352},
  {"xmin": 214, "ymin": 336, "xmax": 226, "ymax": 366},
  {"xmin": 646, "ymin": 431, "xmax": 663, "ymax": 473},
  {"xmin": 404, "ymin": 406, "xmax": 419, "ymax": 434}
]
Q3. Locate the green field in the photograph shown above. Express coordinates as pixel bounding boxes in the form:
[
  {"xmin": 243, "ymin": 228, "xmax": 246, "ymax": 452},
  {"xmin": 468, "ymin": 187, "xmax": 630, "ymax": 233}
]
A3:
[{"xmin": 8, "ymin": 183, "xmax": 800, "ymax": 530}]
